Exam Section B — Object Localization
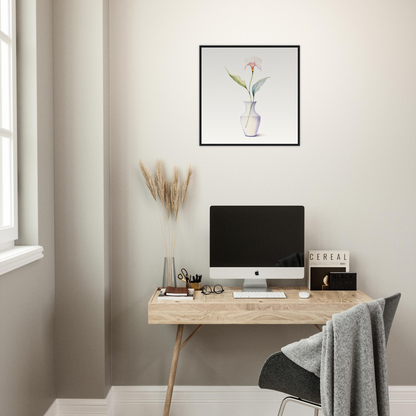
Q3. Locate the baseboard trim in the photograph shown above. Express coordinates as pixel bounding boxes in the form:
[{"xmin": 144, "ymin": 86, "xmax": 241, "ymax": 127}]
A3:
[
  {"xmin": 53, "ymin": 389, "xmax": 114, "ymax": 416},
  {"xmin": 45, "ymin": 385, "xmax": 416, "ymax": 416},
  {"xmin": 389, "ymin": 385, "xmax": 416, "ymax": 402},
  {"xmin": 112, "ymin": 385, "xmax": 282, "ymax": 403}
]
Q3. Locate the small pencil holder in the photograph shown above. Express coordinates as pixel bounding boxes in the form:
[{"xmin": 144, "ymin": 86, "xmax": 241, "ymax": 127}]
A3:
[{"xmin": 187, "ymin": 282, "xmax": 201, "ymax": 290}]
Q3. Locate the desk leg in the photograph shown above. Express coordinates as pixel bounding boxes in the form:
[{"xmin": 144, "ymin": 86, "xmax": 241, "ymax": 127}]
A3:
[{"xmin": 163, "ymin": 324, "xmax": 184, "ymax": 416}]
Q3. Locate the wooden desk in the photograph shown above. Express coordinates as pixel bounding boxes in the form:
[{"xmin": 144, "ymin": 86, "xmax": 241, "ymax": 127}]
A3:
[{"xmin": 148, "ymin": 286, "xmax": 372, "ymax": 416}]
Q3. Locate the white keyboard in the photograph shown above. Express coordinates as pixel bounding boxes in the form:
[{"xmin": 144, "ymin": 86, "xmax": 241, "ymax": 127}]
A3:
[{"xmin": 233, "ymin": 291, "xmax": 286, "ymax": 299}]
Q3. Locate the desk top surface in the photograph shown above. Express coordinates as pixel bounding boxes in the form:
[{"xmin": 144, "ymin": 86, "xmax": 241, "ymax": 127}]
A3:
[{"xmin": 148, "ymin": 286, "xmax": 372, "ymax": 325}]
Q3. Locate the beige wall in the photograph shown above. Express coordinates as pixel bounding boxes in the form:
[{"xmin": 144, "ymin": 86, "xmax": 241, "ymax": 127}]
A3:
[
  {"xmin": 0, "ymin": 0, "xmax": 56, "ymax": 415},
  {"xmin": 110, "ymin": 0, "xmax": 416, "ymax": 386},
  {"xmin": 54, "ymin": 0, "xmax": 111, "ymax": 399}
]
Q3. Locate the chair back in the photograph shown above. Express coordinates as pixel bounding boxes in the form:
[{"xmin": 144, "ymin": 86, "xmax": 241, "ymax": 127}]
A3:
[{"xmin": 383, "ymin": 293, "xmax": 401, "ymax": 344}]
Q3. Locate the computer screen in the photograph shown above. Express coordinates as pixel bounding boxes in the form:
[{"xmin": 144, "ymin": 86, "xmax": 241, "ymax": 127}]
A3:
[{"xmin": 209, "ymin": 205, "xmax": 305, "ymax": 290}]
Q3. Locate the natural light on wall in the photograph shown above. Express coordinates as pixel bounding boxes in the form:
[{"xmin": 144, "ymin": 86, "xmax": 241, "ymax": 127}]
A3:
[
  {"xmin": 0, "ymin": 0, "xmax": 17, "ymax": 246},
  {"xmin": 0, "ymin": 0, "xmax": 43, "ymax": 272}
]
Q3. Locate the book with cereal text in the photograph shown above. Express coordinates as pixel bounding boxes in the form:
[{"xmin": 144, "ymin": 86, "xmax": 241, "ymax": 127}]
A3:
[{"xmin": 308, "ymin": 251, "xmax": 349, "ymax": 290}]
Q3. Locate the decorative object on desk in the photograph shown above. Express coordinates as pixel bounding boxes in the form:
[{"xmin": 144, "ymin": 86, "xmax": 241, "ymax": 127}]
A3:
[
  {"xmin": 201, "ymin": 284, "xmax": 224, "ymax": 295},
  {"xmin": 163, "ymin": 257, "xmax": 177, "ymax": 288},
  {"xmin": 178, "ymin": 268, "xmax": 202, "ymax": 290},
  {"xmin": 187, "ymin": 274, "xmax": 202, "ymax": 290},
  {"xmin": 328, "ymin": 272, "xmax": 357, "ymax": 290},
  {"xmin": 177, "ymin": 267, "xmax": 190, "ymax": 284},
  {"xmin": 308, "ymin": 250, "xmax": 349, "ymax": 291},
  {"xmin": 165, "ymin": 286, "xmax": 188, "ymax": 296},
  {"xmin": 157, "ymin": 287, "xmax": 195, "ymax": 301},
  {"xmin": 322, "ymin": 274, "xmax": 330, "ymax": 290},
  {"xmin": 139, "ymin": 159, "xmax": 193, "ymax": 287},
  {"xmin": 200, "ymin": 45, "xmax": 300, "ymax": 146},
  {"xmin": 188, "ymin": 282, "xmax": 200, "ymax": 290}
]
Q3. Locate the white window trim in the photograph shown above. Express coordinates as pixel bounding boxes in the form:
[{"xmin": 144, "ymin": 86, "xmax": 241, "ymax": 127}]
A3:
[
  {"xmin": 0, "ymin": 244, "xmax": 43, "ymax": 276},
  {"xmin": 0, "ymin": 0, "xmax": 18, "ymax": 244},
  {"xmin": 0, "ymin": 0, "xmax": 43, "ymax": 274}
]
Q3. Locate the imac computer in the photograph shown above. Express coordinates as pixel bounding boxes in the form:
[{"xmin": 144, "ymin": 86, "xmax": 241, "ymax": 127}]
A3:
[{"xmin": 209, "ymin": 205, "xmax": 305, "ymax": 292}]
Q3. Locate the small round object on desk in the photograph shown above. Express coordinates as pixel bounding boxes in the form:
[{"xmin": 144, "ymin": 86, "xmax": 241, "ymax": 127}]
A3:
[{"xmin": 299, "ymin": 291, "xmax": 311, "ymax": 299}]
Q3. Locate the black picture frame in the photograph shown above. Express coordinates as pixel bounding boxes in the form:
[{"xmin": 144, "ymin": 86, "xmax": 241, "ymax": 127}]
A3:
[{"xmin": 199, "ymin": 45, "xmax": 300, "ymax": 146}]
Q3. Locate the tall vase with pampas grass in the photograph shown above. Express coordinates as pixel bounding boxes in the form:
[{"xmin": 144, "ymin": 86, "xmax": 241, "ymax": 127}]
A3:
[{"xmin": 140, "ymin": 159, "xmax": 193, "ymax": 287}]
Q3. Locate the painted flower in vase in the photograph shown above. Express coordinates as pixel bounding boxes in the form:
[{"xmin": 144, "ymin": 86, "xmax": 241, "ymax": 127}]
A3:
[{"xmin": 225, "ymin": 56, "xmax": 270, "ymax": 137}]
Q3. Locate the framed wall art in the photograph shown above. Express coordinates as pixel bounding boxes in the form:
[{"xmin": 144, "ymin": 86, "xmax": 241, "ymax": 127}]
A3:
[{"xmin": 200, "ymin": 45, "xmax": 300, "ymax": 146}]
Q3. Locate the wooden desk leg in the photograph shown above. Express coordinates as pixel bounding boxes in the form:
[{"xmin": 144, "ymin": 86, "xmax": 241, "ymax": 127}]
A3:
[{"xmin": 163, "ymin": 324, "xmax": 184, "ymax": 416}]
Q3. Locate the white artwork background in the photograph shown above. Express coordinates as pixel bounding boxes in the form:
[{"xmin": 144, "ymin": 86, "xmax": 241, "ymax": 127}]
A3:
[{"xmin": 201, "ymin": 47, "xmax": 299, "ymax": 145}]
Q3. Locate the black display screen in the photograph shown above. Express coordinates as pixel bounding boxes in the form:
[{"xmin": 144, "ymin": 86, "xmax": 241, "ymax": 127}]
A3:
[{"xmin": 210, "ymin": 206, "xmax": 304, "ymax": 267}]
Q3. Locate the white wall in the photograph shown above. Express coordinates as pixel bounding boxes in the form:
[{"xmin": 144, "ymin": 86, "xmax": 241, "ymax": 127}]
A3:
[{"xmin": 110, "ymin": 0, "xmax": 416, "ymax": 386}]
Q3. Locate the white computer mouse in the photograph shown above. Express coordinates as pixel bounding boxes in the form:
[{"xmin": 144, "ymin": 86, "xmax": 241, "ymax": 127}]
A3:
[{"xmin": 299, "ymin": 291, "xmax": 311, "ymax": 299}]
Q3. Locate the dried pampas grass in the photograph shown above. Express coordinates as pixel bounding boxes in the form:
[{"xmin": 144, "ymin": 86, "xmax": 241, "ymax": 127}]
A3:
[
  {"xmin": 156, "ymin": 159, "xmax": 165, "ymax": 203},
  {"xmin": 139, "ymin": 159, "xmax": 194, "ymax": 284},
  {"xmin": 182, "ymin": 164, "xmax": 193, "ymax": 205},
  {"xmin": 164, "ymin": 180, "xmax": 170, "ymax": 219},
  {"xmin": 171, "ymin": 167, "xmax": 180, "ymax": 220},
  {"xmin": 139, "ymin": 160, "xmax": 157, "ymax": 201}
]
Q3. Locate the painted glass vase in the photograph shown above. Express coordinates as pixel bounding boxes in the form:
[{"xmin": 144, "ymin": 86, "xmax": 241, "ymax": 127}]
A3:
[{"xmin": 240, "ymin": 101, "xmax": 261, "ymax": 137}]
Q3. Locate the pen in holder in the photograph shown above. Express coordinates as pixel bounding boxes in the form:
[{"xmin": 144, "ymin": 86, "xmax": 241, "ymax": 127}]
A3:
[
  {"xmin": 178, "ymin": 269, "xmax": 202, "ymax": 290},
  {"xmin": 187, "ymin": 274, "xmax": 202, "ymax": 290}
]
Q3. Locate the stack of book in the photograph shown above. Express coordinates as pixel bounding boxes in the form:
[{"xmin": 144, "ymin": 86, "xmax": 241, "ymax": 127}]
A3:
[
  {"xmin": 307, "ymin": 250, "xmax": 350, "ymax": 290},
  {"xmin": 157, "ymin": 286, "xmax": 195, "ymax": 301}
]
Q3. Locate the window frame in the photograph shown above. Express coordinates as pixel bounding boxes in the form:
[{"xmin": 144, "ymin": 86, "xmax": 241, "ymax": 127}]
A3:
[
  {"xmin": 0, "ymin": 0, "xmax": 18, "ymax": 246},
  {"xmin": 0, "ymin": 0, "xmax": 43, "ymax": 275}
]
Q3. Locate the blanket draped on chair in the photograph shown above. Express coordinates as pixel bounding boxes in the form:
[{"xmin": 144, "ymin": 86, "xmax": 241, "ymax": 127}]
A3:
[{"xmin": 281, "ymin": 299, "xmax": 390, "ymax": 416}]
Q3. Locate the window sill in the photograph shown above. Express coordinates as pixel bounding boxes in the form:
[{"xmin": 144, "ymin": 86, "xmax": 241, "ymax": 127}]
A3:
[{"xmin": 0, "ymin": 245, "xmax": 44, "ymax": 276}]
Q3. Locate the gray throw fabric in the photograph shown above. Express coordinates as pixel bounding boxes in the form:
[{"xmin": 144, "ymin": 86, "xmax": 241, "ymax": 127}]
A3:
[
  {"xmin": 282, "ymin": 330, "xmax": 323, "ymax": 377},
  {"xmin": 282, "ymin": 299, "xmax": 389, "ymax": 416}
]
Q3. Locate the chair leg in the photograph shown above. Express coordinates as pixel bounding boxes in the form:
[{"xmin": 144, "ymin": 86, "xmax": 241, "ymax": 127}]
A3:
[
  {"xmin": 277, "ymin": 397, "xmax": 292, "ymax": 416},
  {"xmin": 277, "ymin": 396, "xmax": 321, "ymax": 416}
]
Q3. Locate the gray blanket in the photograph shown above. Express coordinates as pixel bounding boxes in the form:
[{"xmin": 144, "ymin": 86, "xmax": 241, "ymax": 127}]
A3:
[{"xmin": 282, "ymin": 299, "xmax": 389, "ymax": 416}]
